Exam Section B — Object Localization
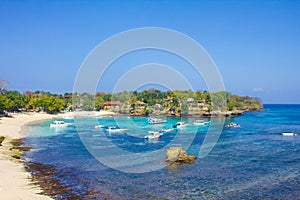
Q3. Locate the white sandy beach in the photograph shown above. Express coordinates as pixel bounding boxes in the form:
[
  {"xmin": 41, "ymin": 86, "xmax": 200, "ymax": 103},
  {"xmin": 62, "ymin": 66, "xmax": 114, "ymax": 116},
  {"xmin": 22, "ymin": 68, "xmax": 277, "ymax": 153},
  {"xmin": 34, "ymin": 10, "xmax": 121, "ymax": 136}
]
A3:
[{"xmin": 0, "ymin": 113, "xmax": 54, "ymax": 200}]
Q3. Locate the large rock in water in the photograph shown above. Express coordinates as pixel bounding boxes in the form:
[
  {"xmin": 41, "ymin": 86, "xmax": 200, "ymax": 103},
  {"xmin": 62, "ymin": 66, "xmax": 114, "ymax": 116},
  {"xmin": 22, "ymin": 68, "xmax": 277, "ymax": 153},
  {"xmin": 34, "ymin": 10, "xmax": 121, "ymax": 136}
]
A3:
[{"xmin": 163, "ymin": 147, "xmax": 197, "ymax": 165}]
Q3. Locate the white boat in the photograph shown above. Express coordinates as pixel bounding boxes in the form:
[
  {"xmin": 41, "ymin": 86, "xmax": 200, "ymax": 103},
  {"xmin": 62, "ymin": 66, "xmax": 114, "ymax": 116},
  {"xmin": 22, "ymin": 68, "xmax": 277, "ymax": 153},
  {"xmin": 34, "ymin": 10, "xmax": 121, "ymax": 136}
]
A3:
[
  {"xmin": 148, "ymin": 131, "xmax": 161, "ymax": 134},
  {"xmin": 282, "ymin": 132, "xmax": 297, "ymax": 136},
  {"xmin": 175, "ymin": 122, "xmax": 188, "ymax": 128},
  {"xmin": 148, "ymin": 117, "xmax": 167, "ymax": 124},
  {"xmin": 225, "ymin": 122, "xmax": 240, "ymax": 128},
  {"xmin": 145, "ymin": 131, "xmax": 163, "ymax": 139},
  {"xmin": 160, "ymin": 128, "xmax": 175, "ymax": 133},
  {"xmin": 49, "ymin": 120, "xmax": 72, "ymax": 128},
  {"xmin": 95, "ymin": 125, "xmax": 105, "ymax": 129},
  {"xmin": 193, "ymin": 120, "xmax": 210, "ymax": 126},
  {"xmin": 106, "ymin": 126, "xmax": 128, "ymax": 133}
]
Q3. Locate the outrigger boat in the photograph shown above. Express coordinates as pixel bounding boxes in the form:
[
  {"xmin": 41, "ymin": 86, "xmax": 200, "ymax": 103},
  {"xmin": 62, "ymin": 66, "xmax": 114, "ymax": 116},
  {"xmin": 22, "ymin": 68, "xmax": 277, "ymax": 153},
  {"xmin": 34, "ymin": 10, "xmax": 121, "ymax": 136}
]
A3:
[
  {"xmin": 225, "ymin": 122, "xmax": 240, "ymax": 128},
  {"xmin": 160, "ymin": 128, "xmax": 175, "ymax": 133},
  {"xmin": 148, "ymin": 117, "xmax": 167, "ymax": 124},
  {"xmin": 145, "ymin": 131, "xmax": 163, "ymax": 139},
  {"xmin": 49, "ymin": 120, "xmax": 72, "ymax": 128},
  {"xmin": 95, "ymin": 124, "xmax": 106, "ymax": 129},
  {"xmin": 174, "ymin": 122, "xmax": 188, "ymax": 128},
  {"xmin": 282, "ymin": 132, "xmax": 297, "ymax": 136},
  {"xmin": 106, "ymin": 126, "xmax": 128, "ymax": 133},
  {"xmin": 193, "ymin": 120, "xmax": 210, "ymax": 126}
]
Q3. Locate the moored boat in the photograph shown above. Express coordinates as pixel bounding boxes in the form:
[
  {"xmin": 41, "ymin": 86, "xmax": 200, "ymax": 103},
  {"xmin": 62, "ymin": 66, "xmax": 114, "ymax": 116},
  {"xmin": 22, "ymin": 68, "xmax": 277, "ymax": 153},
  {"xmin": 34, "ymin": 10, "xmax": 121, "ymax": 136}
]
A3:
[
  {"xmin": 160, "ymin": 128, "xmax": 175, "ymax": 133},
  {"xmin": 282, "ymin": 132, "xmax": 297, "ymax": 136},
  {"xmin": 148, "ymin": 117, "xmax": 167, "ymax": 124},
  {"xmin": 145, "ymin": 131, "xmax": 163, "ymax": 139},
  {"xmin": 95, "ymin": 125, "xmax": 106, "ymax": 129},
  {"xmin": 106, "ymin": 126, "xmax": 128, "ymax": 133},
  {"xmin": 193, "ymin": 120, "xmax": 210, "ymax": 126},
  {"xmin": 225, "ymin": 122, "xmax": 240, "ymax": 128},
  {"xmin": 175, "ymin": 122, "xmax": 188, "ymax": 128},
  {"xmin": 49, "ymin": 120, "xmax": 72, "ymax": 128}
]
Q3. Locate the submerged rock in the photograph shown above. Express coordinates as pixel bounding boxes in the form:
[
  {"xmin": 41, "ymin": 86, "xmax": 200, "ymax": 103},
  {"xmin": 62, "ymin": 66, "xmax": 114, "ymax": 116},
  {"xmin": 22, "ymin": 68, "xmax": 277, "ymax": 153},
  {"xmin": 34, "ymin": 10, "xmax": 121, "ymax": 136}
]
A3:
[{"xmin": 163, "ymin": 147, "xmax": 197, "ymax": 165}]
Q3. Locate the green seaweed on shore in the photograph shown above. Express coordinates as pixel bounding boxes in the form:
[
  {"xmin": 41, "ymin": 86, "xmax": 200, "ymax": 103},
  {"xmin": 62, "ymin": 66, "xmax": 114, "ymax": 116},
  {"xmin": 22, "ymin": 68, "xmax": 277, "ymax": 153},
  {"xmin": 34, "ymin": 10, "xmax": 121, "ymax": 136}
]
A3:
[
  {"xmin": 6, "ymin": 137, "xmax": 105, "ymax": 199},
  {"xmin": 10, "ymin": 138, "xmax": 32, "ymax": 152},
  {"xmin": 8, "ymin": 137, "xmax": 101, "ymax": 199},
  {"xmin": 24, "ymin": 162, "xmax": 102, "ymax": 200},
  {"xmin": 9, "ymin": 138, "xmax": 30, "ymax": 160}
]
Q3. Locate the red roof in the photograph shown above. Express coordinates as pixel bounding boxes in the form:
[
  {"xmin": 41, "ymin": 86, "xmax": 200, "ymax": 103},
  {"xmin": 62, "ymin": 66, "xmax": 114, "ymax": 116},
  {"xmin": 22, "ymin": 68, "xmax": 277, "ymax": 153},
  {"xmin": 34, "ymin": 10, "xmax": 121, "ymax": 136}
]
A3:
[{"xmin": 104, "ymin": 101, "xmax": 122, "ymax": 105}]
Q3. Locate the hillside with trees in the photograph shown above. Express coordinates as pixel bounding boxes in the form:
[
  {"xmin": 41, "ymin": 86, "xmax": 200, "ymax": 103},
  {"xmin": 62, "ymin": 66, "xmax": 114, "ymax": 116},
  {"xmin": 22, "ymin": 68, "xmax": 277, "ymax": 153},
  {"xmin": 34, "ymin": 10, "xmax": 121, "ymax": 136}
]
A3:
[
  {"xmin": 92, "ymin": 89, "xmax": 263, "ymax": 117},
  {"xmin": 0, "ymin": 80, "xmax": 262, "ymax": 117}
]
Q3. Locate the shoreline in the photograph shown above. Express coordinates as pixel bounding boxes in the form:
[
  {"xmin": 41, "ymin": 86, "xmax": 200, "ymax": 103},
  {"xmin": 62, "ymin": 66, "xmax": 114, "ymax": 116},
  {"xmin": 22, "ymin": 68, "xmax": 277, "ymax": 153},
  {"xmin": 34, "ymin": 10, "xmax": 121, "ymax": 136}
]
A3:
[{"xmin": 0, "ymin": 113, "xmax": 54, "ymax": 200}]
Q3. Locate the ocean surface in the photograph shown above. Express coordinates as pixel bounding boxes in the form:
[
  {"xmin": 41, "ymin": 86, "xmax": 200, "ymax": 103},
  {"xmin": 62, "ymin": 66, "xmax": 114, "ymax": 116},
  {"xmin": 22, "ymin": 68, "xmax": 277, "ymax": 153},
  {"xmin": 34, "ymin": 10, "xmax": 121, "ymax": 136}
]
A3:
[{"xmin": 24, "ymin": 104, "xmax": 300, "ymax": 199}]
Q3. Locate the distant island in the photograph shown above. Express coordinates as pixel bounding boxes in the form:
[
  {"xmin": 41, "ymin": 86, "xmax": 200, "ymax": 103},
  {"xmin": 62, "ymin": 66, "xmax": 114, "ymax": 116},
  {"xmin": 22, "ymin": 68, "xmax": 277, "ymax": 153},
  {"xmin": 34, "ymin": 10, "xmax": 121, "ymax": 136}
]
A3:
[{"xmin": 0, "ymin": 86, "xmax": 263, "ymax": 117}]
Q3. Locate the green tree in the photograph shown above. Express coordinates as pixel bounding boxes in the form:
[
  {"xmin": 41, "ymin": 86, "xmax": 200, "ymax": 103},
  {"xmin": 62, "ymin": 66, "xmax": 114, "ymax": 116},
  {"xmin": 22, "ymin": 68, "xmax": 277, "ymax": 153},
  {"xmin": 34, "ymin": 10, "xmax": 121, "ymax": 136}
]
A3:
[
  {"xmin": 144, "ymin": 106, "xmax": 153, "ymax": 115},
  {"xmin": 103, "ymin": 93, "xmax": 112, "ymax": 102},
  {"xmin": 0, "ymin": 95, "xmax": 12, "ymax": 113},
  {"xmin": 95, "ymin": 95, "xmax": 104, "ymax": 109},
  {"xmin": 129, "ymin": 96, "xmax": 137, "ymax": 109},
  {"xmin": 27, "ymin": 95, "xmax": 66, "ymax": 113},
  {"xmin": 195, "ymin": 91, "xmax": 203, "ymax": 101},
  {"xmin": 43, "ymin": 97, "xmax": 65, "ymax": 113},
  {"xmin": 211, "ymin": 91, "xmax": 228, "ymax": 111},
  {"xmin": 227, "ymin": 101, "xmax": 236, "ymax": 111},
  {"xmin": 5, "ymin": 90, "xmax": 28, "ymax": 111},
  {"xmin": 81, "ymin": 95, "xmax": 94, "ymax": 111}
]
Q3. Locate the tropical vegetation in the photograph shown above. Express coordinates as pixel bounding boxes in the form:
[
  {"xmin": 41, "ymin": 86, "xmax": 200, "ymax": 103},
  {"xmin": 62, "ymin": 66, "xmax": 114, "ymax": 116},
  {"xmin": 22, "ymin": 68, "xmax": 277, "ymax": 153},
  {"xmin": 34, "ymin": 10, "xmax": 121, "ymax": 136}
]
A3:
[{"xmin": 0, "ymin": 80, "xmax": 262, "ymax": 116}]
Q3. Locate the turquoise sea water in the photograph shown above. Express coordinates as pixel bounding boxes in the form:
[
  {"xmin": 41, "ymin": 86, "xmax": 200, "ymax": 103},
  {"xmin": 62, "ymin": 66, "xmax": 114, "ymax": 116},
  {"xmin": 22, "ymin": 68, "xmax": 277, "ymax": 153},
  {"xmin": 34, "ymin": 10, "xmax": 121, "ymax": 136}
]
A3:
[{"xmin": 24, "ymin": 105, "xmax": 300, "ymax": 199}]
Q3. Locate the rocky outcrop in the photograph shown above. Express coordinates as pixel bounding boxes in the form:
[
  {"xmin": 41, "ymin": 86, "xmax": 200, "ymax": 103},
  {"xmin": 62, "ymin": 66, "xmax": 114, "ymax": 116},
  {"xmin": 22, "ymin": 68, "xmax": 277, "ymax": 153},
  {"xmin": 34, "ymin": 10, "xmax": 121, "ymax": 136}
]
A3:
[
  {"xmin": 108, "ymin": 96, "xmax": 263, "ymax": 117},
  {"xmin": 117, "ymin": 103, "xmax": 262, "ymax": 117},
  {"xmin": 0, "ymin": 136, "xmax": 5, "ymax": 146},
  {"xmin": 203, "ymin": 110, "xmax": 244, "ymax": 117},
  {"xmin": 163, "ymin": 147, "xmax": 197, "ymax": 165}
]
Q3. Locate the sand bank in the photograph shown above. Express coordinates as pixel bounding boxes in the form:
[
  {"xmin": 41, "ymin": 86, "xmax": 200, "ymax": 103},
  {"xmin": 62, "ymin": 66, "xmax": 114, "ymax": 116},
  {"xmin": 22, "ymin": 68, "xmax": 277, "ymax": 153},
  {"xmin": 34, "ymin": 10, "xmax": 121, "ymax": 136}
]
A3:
[{"xmin": 0, "ymin": 113, "xmax": 54, "ymax": 200}]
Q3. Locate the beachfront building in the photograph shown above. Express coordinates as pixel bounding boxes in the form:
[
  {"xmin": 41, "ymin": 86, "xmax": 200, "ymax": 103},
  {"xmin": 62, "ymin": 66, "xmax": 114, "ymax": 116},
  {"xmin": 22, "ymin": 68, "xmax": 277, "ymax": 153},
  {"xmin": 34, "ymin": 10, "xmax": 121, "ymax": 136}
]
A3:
[{"xmin": 104, "ymin": 101, "xmax": 122, "ymax": 112}]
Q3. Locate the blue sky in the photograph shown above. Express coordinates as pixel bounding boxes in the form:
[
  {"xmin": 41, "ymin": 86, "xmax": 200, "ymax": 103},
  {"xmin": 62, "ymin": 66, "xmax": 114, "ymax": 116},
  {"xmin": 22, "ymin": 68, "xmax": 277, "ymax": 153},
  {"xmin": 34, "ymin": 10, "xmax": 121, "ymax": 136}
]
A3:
[{"xmin": 1, "ymin": 0, "xmax": 300, "ymax": 103}]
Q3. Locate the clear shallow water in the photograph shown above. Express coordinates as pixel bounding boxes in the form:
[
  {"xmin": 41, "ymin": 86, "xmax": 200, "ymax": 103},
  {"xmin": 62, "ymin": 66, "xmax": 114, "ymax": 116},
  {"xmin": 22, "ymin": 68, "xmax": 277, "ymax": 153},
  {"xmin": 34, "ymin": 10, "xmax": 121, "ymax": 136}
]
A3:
[{"xmin": 24, "ymin": 105, "xmax": 300, "ymax": 199}]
